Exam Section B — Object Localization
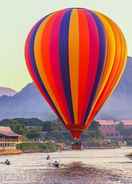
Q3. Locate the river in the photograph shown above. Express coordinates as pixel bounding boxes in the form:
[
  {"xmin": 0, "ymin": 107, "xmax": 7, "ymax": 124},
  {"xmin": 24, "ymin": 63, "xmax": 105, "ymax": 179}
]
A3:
[{"xmin": 0, "ymin": 147, "xmax": 132, "ymax": 184}]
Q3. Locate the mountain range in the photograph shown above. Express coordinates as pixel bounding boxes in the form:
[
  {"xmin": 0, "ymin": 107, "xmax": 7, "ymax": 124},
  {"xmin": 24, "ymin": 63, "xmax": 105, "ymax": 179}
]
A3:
[
  {"xmin": 97, "ymin": 57, "xmax": 132, "ymax": 120},
  {"xmin": 0, "ymin": 87, "xmax": 16, "ymax": 96},
  {"xmin": 0, "ymin": 57, "xmax": 132, "ymax": 121}
]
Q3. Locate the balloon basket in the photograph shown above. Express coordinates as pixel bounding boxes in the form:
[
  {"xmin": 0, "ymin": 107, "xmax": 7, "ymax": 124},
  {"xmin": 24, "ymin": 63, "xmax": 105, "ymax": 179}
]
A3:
[{"xmin": 72, "ymin": 140, "xmax": 82, "ymax": 150}]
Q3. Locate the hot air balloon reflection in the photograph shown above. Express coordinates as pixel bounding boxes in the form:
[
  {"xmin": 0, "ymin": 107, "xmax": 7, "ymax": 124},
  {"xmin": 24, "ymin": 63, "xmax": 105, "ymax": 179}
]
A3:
[{"xmin": 25, "ymin": 8, "xmax": 127, "ymax": 141}]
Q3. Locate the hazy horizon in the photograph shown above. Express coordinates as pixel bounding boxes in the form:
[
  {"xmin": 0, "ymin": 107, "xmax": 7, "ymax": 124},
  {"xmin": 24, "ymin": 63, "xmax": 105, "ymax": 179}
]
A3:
[
  {"xmin": 0, "ymin": 0, "xmax": 131, "ymax": 91},
  {"xmin": 2, "ymin": 57, "xmax": 132, "ymax": 92}
]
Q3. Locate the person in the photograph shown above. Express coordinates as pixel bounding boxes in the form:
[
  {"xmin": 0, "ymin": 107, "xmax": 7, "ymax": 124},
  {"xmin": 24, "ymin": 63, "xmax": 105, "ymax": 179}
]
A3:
[
  {"xmin": 46, "ymin": 154, "xmax": 50, "ymax": 160},
  {"xmin": 53, "ymin": 160, "xmax": 59, "ymax": 168},
  {"xmin": 5, "ymin": 159, "xmax": 10, "ymax": 165}
]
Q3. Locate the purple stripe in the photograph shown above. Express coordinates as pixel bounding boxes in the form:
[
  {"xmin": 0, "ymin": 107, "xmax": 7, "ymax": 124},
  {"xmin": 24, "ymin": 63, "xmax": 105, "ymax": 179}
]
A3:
[
  {"xmin": 28, "ymin": 15, "xmax": 65, "ymax": 123},
  {"xmin": 83, "ymin": 11, "xmax": 106, "ymax": 124},
  {"xmin": 59, "ymin": 9, "xmax": 74, "ymax": 125}
]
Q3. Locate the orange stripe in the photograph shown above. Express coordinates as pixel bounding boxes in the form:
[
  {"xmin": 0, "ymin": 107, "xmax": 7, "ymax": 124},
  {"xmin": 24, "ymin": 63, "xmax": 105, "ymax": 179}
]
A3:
[
  {"xmin": 90, "ymin": 12, "xmax": 116, "ymax": 111},
  {"xmin": 69, "ymin": 9, "xmax": 79, "ymax": 125},
  {"xmin": 84, "ymin": 12, "xmax": 116, "ymax": 127},
  {"xmin": 85, "ymin": 15, "xmax": 127, "ymax": 127},
  {"xmin": 34, "ymin": 13, "xmax": 70, "ymax": 126}
]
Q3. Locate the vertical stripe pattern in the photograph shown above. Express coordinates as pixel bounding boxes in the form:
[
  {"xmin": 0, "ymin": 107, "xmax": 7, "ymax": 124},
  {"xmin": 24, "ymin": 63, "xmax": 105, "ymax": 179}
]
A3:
[{"xmin": 25, "ymin": 8, "xmax": 127, "ymax": 139}]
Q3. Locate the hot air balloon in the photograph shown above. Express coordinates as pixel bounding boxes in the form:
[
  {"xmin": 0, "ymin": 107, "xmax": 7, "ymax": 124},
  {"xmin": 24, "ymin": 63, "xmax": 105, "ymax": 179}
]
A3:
[{"xmin": 25, "ymin": 8, "xmax": 127, "ymax": 140}]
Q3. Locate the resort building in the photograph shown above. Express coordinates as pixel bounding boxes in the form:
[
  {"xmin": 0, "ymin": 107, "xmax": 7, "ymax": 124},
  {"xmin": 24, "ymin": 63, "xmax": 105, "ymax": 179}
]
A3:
[
  {"xmin": 121, "ymin": 120, "xmax": 132, "ymax": 129},
  {"xmin": 98, "ymin": 120, "xmax": 122, "ymax": 140},
  {"xmin": 0, "ymin": 127, "xmax": 22, "ymax": 154}
]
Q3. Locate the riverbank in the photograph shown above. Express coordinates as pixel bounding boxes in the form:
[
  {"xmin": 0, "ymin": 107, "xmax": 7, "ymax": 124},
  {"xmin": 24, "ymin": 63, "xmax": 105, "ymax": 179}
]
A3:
[
  {"xmin": 0, "ymin": 142, "xmax": 60, "ymax": 156},
  {"xmin": 0, "ymin": 145, "xmax": 122, "ymax": 156},
  {"xmin": 16, "ymin": 142, "xmax": 59, "ymax": 153},
  {"xmin": 0, "ymin": 149, "xmax": 22, "ymax": 156}
]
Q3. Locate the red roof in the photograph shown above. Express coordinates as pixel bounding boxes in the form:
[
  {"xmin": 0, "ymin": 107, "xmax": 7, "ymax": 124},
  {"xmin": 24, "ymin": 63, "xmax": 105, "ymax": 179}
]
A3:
[
  {"xmin": 98, "ymin": 120, "xmax": 132, "ymax": 126},
  {"xmin": 0, "ymin": 127, "xmax": 21, "ymax": 137},
  {"xmin": 121, "ymin": 120, "xmax": 132, "ymax": 125},
  {"xmin": 97, "ymin": 120, "xmax": 114, "ymax": 125}
]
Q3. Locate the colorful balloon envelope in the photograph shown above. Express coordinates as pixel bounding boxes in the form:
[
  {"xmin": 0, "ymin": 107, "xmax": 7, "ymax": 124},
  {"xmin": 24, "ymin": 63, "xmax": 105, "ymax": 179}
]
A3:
[{"xmin": 25, "ymin": 8, "xmax": 127, "ymax": 139}]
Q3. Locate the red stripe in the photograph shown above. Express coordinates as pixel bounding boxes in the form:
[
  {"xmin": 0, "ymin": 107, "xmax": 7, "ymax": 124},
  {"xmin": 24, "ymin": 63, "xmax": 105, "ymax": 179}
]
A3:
[
  {"xmin": 81, "ymin": 10, "xmax": 99, "ymax": 123},
  {"xmin": 78, "ymin": 10, "xmax": 90, "ymax": 124},
  {"xmin": 41, "ymin": 11, "xmax": 72, "ymax": 124},
  {"xmin": 25, "ymin": 31, "xmax": 55, "ymax": 108},
  {"xmin": 50, "ymin": 10, "xmax": 73, "ymax": 123}
]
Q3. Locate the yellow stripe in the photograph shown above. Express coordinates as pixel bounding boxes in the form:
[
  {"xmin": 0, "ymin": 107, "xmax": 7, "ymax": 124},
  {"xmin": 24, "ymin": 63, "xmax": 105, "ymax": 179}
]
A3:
[
  {"xmin": 85, "ymin": 13, "xmax": 127, "ymax": 126},
  {"xmin": 69, "ymin": 9, "xmax": 79, "ymax": 125},
  {"xmin": 34, "ymin": 14, "xmax": 69, "ymax": 126},
  {"xmin": 91, "ymin": 12, "xmax": 116, "ymax": 111},
  {"xmin": 104, "ymin": 17, "xmax": 127, "ymax": 96},
  {"xmin": 94, "ymin": 24, "xmax": 127, "ymax": 115}
]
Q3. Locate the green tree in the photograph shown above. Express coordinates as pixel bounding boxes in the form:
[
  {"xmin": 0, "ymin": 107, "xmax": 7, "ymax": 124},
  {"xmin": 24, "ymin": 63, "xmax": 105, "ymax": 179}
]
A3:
[
  {"xmin": 26, "ymin": 129, "xmax": 41, "ymax": 139},
  {"xmin": 116, "ymin": 122, "xmax": 124, "ymax": 134}
]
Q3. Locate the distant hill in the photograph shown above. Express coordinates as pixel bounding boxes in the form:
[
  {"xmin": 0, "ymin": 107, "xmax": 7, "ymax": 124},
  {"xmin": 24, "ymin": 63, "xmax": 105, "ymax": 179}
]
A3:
[
  {"xmin": 0, "ymin": 57, "xmax": 132, "ymax": 121},
  {"xmin": 0, "ymin": 83, "xmax": 54, "ymax": 120},
  {"xmin": 96, "ymin": 57, "xmax": 132, "ymax": 120},
  {"xmin": 0, "ymin": 118, "xmax": 100, "ymax": 142},
  {"xmin": 0, "ymin": 87, "xmax": 16, "ymax": 96}
]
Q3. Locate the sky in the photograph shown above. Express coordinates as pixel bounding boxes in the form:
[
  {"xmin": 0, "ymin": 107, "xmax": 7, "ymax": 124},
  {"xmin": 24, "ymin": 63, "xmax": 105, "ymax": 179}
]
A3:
[{"xmin": 0, "ymin": 0, "xmax": 131, "ymax": 91}]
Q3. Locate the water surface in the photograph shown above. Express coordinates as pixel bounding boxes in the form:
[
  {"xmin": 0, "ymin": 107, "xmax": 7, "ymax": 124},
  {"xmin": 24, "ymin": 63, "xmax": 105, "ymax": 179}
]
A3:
[{"xmin": 0, "ymin": 147, "xmax": 132, "ymax": 184}]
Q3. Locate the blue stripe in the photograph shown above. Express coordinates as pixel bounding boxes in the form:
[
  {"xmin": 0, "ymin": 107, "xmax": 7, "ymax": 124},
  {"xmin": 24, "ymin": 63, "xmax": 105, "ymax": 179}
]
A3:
[
  {"xmin": 83, "ymin": 11, "xmax": 106, "ymax": 124},
  {"xmin": 59, "ymin": 9, "xmax": 74, "ymax": 125}
]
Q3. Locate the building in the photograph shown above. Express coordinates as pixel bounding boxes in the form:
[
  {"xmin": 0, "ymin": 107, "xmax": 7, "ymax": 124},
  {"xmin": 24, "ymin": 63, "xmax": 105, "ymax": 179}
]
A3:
[
  {"xmin": 98, "ymin": 120, "xmax": 122, "ymax": 140},
  {"xmin": 120, "ymin": 120, "xmax": 132, "ymax": 140},
  {"xmin": 121, "ymin": 120, "xmax": 132, "ymax": 129},
  {"xmin": 0, "ymin": 127, "xmax": 22, "ymax": 154}
]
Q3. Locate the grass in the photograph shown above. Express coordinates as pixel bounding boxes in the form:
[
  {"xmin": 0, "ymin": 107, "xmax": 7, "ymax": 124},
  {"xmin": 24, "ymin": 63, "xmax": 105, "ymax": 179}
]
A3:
[{"xmin": 16, "ymin": 142, "xmax": 59, "ymax": 153}]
